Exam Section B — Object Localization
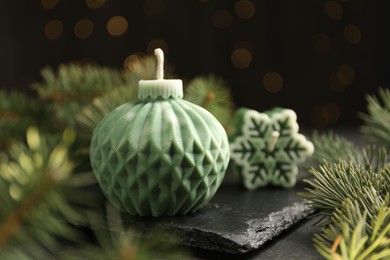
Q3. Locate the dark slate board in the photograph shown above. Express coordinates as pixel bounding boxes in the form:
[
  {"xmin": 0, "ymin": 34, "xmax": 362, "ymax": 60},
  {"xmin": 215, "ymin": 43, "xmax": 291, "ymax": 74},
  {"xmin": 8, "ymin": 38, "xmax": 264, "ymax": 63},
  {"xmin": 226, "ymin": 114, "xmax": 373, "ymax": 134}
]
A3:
[
  {"xmin": 192, "ymin": 215, "xmax": 323, "ymax": 259},
  {"xmin": 121, "ymin": 170, "xmax": 312, "ymax": 254}
]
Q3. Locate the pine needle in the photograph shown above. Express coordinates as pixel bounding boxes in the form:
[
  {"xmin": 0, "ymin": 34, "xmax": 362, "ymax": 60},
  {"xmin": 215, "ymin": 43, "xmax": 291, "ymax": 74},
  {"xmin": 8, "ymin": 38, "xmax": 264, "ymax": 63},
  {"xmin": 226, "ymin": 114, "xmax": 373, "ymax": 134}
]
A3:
[
  {"xmin": 0, "ymin": 91, "xmax": 46, "ymax": 147},
  {"xmin": 303, "ymin": 127, "xmax": 390, "ymax": 259},
  {"xmin": 359, "ymin": 88, "xmax": 390, "ymax": 146},
  {"xmin": 313, "ymin": 198, "xmax": 390, "ymax": 260},
  {"xmin": 184, "ymin": 75, "xmax": 234, "ymax": 128},
  {"xmin": 0, "ymin": 127, "xmax": 90, "ymax": 258},
  {"xmin": 33, "ymin": 63, "xmax": 126, "ymax": 128}
]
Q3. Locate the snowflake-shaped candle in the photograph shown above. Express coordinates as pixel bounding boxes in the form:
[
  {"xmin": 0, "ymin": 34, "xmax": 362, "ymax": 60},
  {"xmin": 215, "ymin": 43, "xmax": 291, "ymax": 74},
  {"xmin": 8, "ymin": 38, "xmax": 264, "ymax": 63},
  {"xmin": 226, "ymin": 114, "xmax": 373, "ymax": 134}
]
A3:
[{"xmin": 229, "ymin": 107, "xmax": 314, "ymax": 190}]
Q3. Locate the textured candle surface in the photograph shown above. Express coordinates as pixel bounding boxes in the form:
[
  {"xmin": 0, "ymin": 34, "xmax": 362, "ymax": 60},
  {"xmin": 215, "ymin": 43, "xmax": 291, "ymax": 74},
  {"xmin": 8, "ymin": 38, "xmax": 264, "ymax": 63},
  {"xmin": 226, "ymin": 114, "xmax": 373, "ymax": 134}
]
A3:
[
  {"xmin": 229, "ymin": 107, "xmax": 314, "ymax": 189},
  {"xmin": 90, "ymin": 80, "xmax": 230, "ymax": 216}
]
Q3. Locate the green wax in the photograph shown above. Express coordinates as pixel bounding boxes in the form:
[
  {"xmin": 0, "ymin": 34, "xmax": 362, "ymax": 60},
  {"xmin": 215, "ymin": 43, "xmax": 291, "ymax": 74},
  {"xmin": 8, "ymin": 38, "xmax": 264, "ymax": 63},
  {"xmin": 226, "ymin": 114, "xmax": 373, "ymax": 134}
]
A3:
[
  {"xmin": 229, "ymin": 107, "xmax": 314, "ymax": 189},
  {"xmin": 90, "ymin": 79, "xmax": 230, "ymax": 217}
]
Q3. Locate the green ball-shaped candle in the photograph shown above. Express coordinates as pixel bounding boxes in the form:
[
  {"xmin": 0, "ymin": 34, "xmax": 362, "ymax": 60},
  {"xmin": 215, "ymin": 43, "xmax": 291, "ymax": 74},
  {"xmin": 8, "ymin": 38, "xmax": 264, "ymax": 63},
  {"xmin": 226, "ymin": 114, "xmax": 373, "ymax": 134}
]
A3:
[{"xmin": 90, "ymin": 49, "xmax": 230, "ymax": 217}]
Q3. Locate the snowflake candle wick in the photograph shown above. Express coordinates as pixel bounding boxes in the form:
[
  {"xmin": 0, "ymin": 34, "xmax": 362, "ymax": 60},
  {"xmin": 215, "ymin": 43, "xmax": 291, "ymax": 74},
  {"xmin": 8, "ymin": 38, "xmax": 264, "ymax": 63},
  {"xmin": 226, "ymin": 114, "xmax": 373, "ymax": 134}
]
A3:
[{"xmin": 267, "ymin": 131, "xmax": 280, "ymax": 152}]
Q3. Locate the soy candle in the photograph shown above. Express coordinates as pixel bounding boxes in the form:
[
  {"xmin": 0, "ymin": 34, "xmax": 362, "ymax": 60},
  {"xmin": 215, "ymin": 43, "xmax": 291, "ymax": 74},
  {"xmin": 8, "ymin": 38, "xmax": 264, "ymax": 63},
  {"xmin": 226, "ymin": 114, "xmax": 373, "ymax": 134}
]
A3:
[
  {"xmin": 90, "ymin": 49, "xmax": 230, "ymax": 216},
  {"xmin": 229, "ymin": 107, "xmax": 314, "ymax": 189}
]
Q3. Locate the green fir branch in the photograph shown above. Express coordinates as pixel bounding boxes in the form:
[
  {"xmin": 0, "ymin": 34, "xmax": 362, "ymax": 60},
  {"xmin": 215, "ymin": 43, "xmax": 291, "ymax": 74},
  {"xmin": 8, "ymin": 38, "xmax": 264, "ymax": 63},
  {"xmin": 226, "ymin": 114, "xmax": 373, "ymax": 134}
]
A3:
[
  {"xmin": 61, "ymin": 203, "xmax": 190, "ymax": 260},
  {"xmin": 0, "ymin": 91, "xmax": 46, "ymax": 147},
  {"xmin": 303, "ymin": 130, "xmax": 390, "ymax": 259},
  {"xmin": 359, "ymin": 88, "xmax": 390, "ymax": 146},
  {"xmin": 35, "ymin": 63, "xmax": 124, "ymax": 95},
  {"xmin": 0, "ymin": 127, "xmax": 91, "ymax": 258},
  {"xmin": 184, "ymin": 75, "xmax": 234, "ymax": 128},
  {"xmin": 33, "ymin": 63, "xmax": 126, "ymax": 128},
  {"xmin": 313, "ymin": 198, "xmax": 390, "ymax": 260},
  {"xmin": 302, "ymin": 160, "xmax": 389, "ymax": 219},
  {"xmin": 310, "ymin": 131, "xmax": 359, "ymax": 165},
  {"xmin": 310, "ymin": 131, "xmax": 389, "ymax": 171}
]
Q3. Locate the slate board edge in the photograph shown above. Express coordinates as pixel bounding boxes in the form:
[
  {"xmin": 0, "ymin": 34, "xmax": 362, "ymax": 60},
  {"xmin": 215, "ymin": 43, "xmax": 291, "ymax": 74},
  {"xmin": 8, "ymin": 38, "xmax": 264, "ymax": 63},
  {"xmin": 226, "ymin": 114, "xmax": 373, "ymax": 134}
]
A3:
[{"xmin": 170, "ymin": 202, "xmax": 312, "ymax": 254}]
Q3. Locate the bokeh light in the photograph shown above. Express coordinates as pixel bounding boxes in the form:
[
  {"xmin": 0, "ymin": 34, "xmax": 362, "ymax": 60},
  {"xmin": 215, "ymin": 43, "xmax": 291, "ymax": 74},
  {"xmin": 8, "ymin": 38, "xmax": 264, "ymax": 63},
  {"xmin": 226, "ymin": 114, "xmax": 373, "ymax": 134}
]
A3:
[
  {"xmin": 86, "ymin": 0, "xmax": 106, "ymax": 9},
  {"xmin": 74, "ymin": 19, "xmax": 94, "ymax": 39},
  {"xmin": 212, "ymin": 9, "xmax": 233, "ymax": 29},
  {"xmin": 311, "ymin": 103, "xmax": 341, "ymax": 127},
  {"xmin": 147, "ymin": 38, "xmax": 168, "ymax": 55},
  {"xmin": 107, "ymin": 16, "xmax": 128, "ymax": 37},
  {"xmin": 234, "ymin": 0, "xmax": 256, "ymax": 19},
  {"xmin": 337, "ymin": 64, "xmax": 355, "ymax": 85},
  {"xmin": 41, "ymin": 0, "xmax": 59, "ymax": 10},
  {"xmin": 123, "ymin": 54, "xmax": 144, "ymax": 72},
  {"xmin": 263, "ymin": 72, "xmax": 283, "ymax": 93},
  {"xmin": 44, "ymin": 19, "xmax": 63, "ymax": 40},
  {"xmin": 344, "ymin": 24, "xmax": 361, "ymax": 44},
  {"xmin": 231, "ymin": 48, "xmax": 252, "ymax": 69},
  {"xmin": 324, "ymin": 0, "xmax": 343, "ymax": 21},
  {"xmin": 323, "ymin": 102, "xmax": 341, "ymax": 124}
]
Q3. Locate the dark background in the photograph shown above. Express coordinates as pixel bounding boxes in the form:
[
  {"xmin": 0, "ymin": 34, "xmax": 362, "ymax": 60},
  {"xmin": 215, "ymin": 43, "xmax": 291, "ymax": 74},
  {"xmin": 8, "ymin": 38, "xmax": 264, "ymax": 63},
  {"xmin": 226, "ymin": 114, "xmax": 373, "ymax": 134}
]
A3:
[{"xmin": 0, "ymin": 0, "xmax": 387, "ymax": 127}]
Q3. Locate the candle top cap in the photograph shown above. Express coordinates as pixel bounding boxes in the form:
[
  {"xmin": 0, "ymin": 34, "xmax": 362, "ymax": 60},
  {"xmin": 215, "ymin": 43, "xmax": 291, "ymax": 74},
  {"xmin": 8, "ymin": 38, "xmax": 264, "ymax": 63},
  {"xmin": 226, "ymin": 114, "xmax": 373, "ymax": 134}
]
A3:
[
  {"xmin": 138, "ymin": 79, "xmax": 183, "ymax": 99},
  {"xmin": 138, "ymin": 48, "xmax": 183, "ymax": 99}
]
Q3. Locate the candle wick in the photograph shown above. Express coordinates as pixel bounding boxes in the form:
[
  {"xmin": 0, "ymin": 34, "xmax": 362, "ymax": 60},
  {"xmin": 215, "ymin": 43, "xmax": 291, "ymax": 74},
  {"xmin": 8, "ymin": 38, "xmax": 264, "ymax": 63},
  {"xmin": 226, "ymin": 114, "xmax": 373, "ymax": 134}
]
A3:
[
  {"xmin": 267, "ymin": 131, "xmax": 280, "ymax": 152},
  {"xmin": 154, "ymin": 48, "xmax": 164, "ymax": 80}
]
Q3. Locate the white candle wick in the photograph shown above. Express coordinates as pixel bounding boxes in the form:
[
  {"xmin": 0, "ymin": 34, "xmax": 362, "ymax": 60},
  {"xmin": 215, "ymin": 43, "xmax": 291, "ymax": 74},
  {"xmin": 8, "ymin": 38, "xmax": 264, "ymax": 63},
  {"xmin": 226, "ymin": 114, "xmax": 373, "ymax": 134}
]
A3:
[
  {"xmin": 267, "ymin": 131, "xmax": 280, "ymax": 152},
  {"xmin": 154, "ymin": 48, "xmax": 164, "ymax": 80}
]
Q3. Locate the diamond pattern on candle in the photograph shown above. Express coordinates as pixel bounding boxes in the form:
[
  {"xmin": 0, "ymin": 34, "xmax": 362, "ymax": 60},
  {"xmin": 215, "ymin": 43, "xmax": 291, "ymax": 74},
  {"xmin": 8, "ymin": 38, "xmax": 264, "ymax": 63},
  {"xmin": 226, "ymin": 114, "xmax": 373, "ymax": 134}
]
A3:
[{"xmin": 90, "ymin": 99, "xmax": 229, "ymax": 216}]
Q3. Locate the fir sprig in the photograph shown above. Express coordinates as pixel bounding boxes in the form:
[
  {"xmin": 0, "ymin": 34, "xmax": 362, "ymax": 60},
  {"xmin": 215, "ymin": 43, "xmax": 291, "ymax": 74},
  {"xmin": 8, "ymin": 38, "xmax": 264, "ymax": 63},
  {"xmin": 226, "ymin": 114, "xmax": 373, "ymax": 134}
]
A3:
[
  {"xmin": 63, "ymin": 203, "xmax": 190, "ymax": 260},
  {"xmin": 185, "ymin": 75, "xmax": 234, "ymax": 128},
  {"xmin": 303, "ymin": 130, "xmax": 390, "ymax": 259},
  {"xmin": 33, "ymin": 63, "xmax": 126, "ymax": 128},
  {"xmin": 359, "ymin": 88, "xmax": 390, "ymax": 146},
  {"xmin": 35, "ymin": 63, "xmax": 124, "ymax": 95},
  {"xmin": 313, "ymin": 198, "xmax": 390, "ymax": 260},
  {"xmin": 310, "ymin": 131, "xmax": 389, "ymax": 171},
  {"xmin": 302, "ymin": 160, "xmax": 389, "ymax": 219},
  {"xmin": 0, "ymin": 127, "xmax": 90, "ymax": 258},
  {"xmin": 0, "ymin": 91, "xmax": 45, "ymax": 147}
]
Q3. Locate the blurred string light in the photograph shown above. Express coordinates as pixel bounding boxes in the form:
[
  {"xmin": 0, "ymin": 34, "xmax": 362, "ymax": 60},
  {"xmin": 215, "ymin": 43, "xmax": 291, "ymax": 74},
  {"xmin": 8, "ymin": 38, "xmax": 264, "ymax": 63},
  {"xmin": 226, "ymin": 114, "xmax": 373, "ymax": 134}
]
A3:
[
  {"xmin": 41, "ymin": 0, "xmax": 59, "ymax": 10},
  {"xmin": 123, "ymin": 54, "xmax": 144, "ymax": 72},
  {"xmin": 337, "ymin": 64, "xmax": 355, "ymax": 85},
  {"xmin": 263, "ymin": 72, "xmax": 283, "ymax": 93},
  {"xmin": 329, "ymin": 64, "xmax": 355, "ymax": 92},
  {"xmin": 86, "ymin": 0, "xmax": 106, "ymax": 9},
  {"xmin": 107, "ymin": 16, "xmax": 128, "ymax": 37},
  {"xmin": 344, "ymin": 24, "xmax": 361, "ymax": 44},
  {"xmin": 311, "ymin": 102, "xmax": 340, "ymax": 127},
  {"xmin": 234, "ymin": 0, "xmax": 255, "ymax": 19},
  {"xmin": 147, "ymin": 38, "xmax": 168, "ymax": 54},
  {"xmin": 74, "ymin": 19, "xmax": 94, "ymax": 39},
  {"xmin": 143, "ymin": 0, "xmax": 164, "ymax": 17},
  {"xmin": 212, "ymin": 9, "xmax": 232, "ymax": 29},
  {"xmin": 44, "ymin": 19, "xmax": 63, "ymax": 40},
  {"xmin": 231, "ymin": 48, "xmax": 252, "ymax": 69},
  {"xmin": 324, "ymin": 0, "xmax": 343, "ymax": 21}
]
